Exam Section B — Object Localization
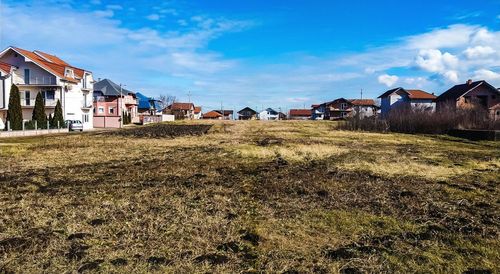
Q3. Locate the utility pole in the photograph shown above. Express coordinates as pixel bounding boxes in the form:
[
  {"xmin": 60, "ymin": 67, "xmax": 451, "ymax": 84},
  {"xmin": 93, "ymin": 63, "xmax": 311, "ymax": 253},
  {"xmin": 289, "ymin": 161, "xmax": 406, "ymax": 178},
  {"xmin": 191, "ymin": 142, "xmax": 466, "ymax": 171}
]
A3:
[
  {"xmin": 220, "ymin": 101, "xmax": 223, "ymax": 120},
  {"xmin": 120, "ymin": 84, "xmax": 126, "ymax": 128},
  {"xmin": 187, "ymin": 91, "xmax": 192, "ymax": 103},
  {"xmin": 360, "ymin": 88, "xmax": 363, "ymax": 100}
]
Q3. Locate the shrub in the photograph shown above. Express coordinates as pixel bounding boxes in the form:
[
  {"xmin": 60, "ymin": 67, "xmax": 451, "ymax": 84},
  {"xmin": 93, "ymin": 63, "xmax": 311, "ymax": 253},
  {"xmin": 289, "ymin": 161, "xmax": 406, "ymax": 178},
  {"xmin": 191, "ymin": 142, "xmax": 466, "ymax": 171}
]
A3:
[
  {"xmin": 6, "ymin": 84, "xmax": 23, "ymax": 130},
  {"xmin": 338, "ymin": 104, "xmax": 498, "ymax": 134},
  {"xmin": 51, "ymin": 100, "xmax": 65, "ymax": 128},
  {"xmin": 32, "ymin": 92, "xmax": 48, "ymax": 129}
]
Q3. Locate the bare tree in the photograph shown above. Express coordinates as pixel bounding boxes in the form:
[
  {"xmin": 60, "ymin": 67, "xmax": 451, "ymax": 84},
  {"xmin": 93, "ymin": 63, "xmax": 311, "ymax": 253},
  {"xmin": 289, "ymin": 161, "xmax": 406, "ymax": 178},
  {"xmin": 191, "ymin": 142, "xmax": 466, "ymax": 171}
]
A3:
[{"xmin": 157, "ymin": 94, "xmax": 177, "ymax": 110}]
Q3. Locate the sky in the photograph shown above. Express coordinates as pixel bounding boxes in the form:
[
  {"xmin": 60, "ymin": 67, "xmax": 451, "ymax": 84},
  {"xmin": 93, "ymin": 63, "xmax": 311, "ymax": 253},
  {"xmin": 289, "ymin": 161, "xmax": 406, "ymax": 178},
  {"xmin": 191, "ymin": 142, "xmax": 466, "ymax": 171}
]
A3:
[{"xmin": 1, "ymin": 0, "xmax": 500, "ymax": 112}]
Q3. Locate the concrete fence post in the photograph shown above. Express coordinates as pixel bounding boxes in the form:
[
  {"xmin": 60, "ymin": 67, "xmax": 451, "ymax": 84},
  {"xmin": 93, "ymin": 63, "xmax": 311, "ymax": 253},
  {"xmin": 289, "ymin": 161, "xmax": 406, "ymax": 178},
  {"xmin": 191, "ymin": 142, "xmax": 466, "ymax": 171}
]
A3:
[
  {"xmin": 22, "ymin": 121, "xmax": 25, "ymax": 136},
  {"xmin": 47, "ymin": 121, "xmax": 49, "ymax": 132},
  {"xmin": 7, "ymin": 121, "xmax": 10, "ymax": 131},
  {"xmin": 57, "ymin": 121, "xmax": 60, "ymax": 132},
  {"xmin": 35, "ymin": 121, "xmax": 38, "ymax": 133}
]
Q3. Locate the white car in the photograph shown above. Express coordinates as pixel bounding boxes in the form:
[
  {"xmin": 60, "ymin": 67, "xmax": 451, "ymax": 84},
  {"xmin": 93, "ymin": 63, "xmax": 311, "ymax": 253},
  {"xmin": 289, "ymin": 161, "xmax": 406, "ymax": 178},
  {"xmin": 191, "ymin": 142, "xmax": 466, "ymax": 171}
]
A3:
[{"xmin": 66, "ymin": 120, "xmax": 83, "ymax": 131}]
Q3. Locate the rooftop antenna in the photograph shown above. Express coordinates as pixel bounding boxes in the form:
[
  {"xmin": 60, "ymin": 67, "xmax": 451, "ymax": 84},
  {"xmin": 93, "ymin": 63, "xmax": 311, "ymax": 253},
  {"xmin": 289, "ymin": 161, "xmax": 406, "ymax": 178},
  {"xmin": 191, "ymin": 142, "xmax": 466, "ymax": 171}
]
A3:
[
  {"xmin": 360, "ymin": 88, "xmax": 363, "ymax": 100},
  {"xmin": 187, "ymin": 90, "xmax": 192, "ymax": 103}
]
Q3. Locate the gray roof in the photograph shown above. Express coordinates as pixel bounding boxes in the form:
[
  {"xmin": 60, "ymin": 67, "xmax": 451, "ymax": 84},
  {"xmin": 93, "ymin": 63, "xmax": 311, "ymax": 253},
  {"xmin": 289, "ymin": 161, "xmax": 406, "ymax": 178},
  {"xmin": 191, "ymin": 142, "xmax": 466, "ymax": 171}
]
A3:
[{"xmin": 94, "ymin": 79, "xmax": 135, "ymax": 97}]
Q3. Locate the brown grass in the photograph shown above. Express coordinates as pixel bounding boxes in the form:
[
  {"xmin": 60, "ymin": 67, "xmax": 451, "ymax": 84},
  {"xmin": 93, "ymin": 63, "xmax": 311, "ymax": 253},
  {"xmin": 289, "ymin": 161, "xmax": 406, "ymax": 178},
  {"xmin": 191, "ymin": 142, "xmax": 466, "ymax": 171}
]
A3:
[{"xmin": 0, "ymin": 120, "xmax": 498, "ymax": 273}]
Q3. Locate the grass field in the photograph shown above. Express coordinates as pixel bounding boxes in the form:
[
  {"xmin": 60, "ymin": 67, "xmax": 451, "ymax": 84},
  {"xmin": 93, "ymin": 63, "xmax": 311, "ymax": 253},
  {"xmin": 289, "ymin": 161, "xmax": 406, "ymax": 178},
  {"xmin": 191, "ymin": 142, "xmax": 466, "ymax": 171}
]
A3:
[{"xmin": 0, "ymin": 121, "xmax": 498, "ymax": 273}]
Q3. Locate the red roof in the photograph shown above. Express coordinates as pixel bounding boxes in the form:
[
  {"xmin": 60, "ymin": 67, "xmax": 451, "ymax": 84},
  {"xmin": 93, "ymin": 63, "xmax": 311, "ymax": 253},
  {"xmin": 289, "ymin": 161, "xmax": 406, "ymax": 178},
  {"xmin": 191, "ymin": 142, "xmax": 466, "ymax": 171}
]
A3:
[
  {"xmin": 348, "ymin": 99, "xmax": 376, "ymax": 106},
  {"xmin": 0, "ymin": 61, "xmax": 14, "ymax": 73},
  {"xmin": 311, "ymin": 104, "xmax": 320, "ymax": 108},
  {"xmin": 194, "ymin": 106, "xmax": 202, "ymax": 114},
  {"xmin": 170, "ymin": 102, "xmax": 194, "ymax": 111},
  {"xmin": 406, "ymin": 90, "xmax": 437, "ymax": 100},
  {"xmin": 10, "ymin": 47, "xmax": 87, "ymax": 83},
  {"xmin": 289, "ymin": 109, "xmax": 312, "ymax": 116},
  {"xmin": 202, "ymin": 110, "xmax": 222, "ymax": 119}
]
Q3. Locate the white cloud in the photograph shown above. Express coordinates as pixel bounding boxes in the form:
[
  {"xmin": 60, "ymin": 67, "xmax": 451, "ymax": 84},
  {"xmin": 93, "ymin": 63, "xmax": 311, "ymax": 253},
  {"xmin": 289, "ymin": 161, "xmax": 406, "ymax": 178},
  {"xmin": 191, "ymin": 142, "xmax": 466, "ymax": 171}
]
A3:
[
  {"xmin": 90, "ymin": 0, "xmax": 101, "ymax": 5},
  {"xmin": 415, "ymin": 49, "xmax": 458, "ymax": 73},
  {"xmin": 463, "ymin": 46, "xmax": 496, "ymax": 59},
  {"xmin": 443, "ymin": 70, "xmax": 460, "ymax": 83},
  {"xmin": 146, "ymin": 14, "xmax": 160, "ymax": 21},
  {"xmin": 473, "ymin": 69, "xmax": 500, "ymax": 81},
  {"xmin": 178, "ymin": 19, "xmax": 188, "ymax": 26},
  {"xmin": 378, "ymin": 74, "xmax": 399, "ymax": 87}
]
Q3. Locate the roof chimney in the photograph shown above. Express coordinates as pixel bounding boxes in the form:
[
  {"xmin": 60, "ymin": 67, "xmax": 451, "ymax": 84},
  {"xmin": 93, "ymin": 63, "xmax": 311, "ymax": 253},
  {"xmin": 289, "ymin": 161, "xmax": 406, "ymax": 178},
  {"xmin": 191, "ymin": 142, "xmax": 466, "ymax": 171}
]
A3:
[{"xmin": 466, "ymin": 79, "xmax": 473, "ymax": 85}]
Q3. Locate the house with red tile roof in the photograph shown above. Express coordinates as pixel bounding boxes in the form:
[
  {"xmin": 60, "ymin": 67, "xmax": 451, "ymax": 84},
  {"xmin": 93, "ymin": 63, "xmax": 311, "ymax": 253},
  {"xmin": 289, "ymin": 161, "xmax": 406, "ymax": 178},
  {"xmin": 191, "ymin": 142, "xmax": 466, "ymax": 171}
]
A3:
[
  {"xmin": 288, "ymin": 109, "xmax": 312, "ymax": 120},
  {"xmin": 0, "ymin": 46, "xmax": 94, "ymax": 130},
  {"xmin": 378, "ymin": 87, "xmax": 436, "ymax": 117},
  {"xmin": 194, "ymin": 106, "xmax": 202, "ymax": 119},
  {"xmin": 165, "ymin": 102, "xmax": 195, "ymax": 120},
  {"xmin": 202, "ymin": 110, "xmax": 223, "ymax": 120},
  {"xmin": 311, "ymin": 98, "xmax": 379, "ymax": 120},
  {"xmin": 436, "ymin": 79, "xmax": 500, "ymax": 120}
]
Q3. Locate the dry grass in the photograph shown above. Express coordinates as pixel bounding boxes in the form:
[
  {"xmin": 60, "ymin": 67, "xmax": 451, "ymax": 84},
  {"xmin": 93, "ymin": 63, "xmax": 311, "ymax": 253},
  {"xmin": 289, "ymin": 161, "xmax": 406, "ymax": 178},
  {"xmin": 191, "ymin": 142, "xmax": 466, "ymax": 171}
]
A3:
[{"xmin": 0, "ymin": 121, "xmax": 498, "ymax": 273}]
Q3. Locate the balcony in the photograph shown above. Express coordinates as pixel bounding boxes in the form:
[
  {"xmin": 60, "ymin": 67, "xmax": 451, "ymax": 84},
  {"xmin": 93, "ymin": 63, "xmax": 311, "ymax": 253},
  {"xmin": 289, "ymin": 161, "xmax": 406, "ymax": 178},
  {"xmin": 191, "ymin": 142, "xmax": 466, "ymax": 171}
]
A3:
[
  {"xmin": 18, "ymin": 76, "xmax": 58, "ymax": 86},
  {"xmin": 21, "ymin": 99, "xmax": 57, "ymax": 107},
  {"xmin": 81, "ymin": 99, "xmax": 93, "ymax": 109}
]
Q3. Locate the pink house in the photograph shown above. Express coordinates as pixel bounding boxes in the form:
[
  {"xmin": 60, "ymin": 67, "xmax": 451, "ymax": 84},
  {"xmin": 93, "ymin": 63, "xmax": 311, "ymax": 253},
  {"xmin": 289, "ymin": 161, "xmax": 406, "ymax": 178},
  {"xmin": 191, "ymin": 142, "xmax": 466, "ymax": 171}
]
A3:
[{"xmin": 93, "ymin": 79, "xmax": 138, "ymax": 128}]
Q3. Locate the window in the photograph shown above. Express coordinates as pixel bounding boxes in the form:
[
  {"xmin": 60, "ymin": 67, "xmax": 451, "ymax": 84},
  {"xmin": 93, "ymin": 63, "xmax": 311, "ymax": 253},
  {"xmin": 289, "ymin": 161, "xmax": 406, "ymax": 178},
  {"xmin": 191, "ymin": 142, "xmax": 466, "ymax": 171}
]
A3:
[
  {"xmin": 24, "ymin": 91, "xmax": 31, "ymax": 106},
  {"xmin": 65, "ymin": 68, "xmax": 74, "ymax": 78},
  {"xmin": 42, "ymin": 90, "xmax": 55, "ymax": 101},
  {"xmin": 98, "ymin": 107, "xmax": 104, "ymax": 114},
  {"xmin": 24, "ymin": 69, "xmax": 30, "ymax": 84},
  {"xmin": 83, "ymin": 94, "xmax": 88, "ymax": 106},
  {"xmin": 82, "ymin": 114, "xmax": 89, "ymax": 123},
  {"xmin": 83, "ymin": 74, "xmax": 88, "ymax": 89},
  {"xmin": 340, "ymin": 103, "xmax": 347, "ymax": 110},
  {"xmin": 109, "ymin": 107, "xmax": 115, "ymax": 114}
]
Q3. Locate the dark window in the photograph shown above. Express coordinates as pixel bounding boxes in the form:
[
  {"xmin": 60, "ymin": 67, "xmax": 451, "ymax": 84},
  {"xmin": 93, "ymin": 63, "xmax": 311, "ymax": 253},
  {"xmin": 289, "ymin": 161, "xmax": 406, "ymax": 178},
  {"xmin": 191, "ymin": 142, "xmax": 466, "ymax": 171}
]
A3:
[
  {"xmin": 24, "ymin": 91, "xmax": 30, "ymax": 106},
  {"xmin": 24, "ymin": 69, "xmax": 30, "ymax": 84},
  {"xmin": 42, "ymin": 90, "xmax": 55, "ymax": 100}
]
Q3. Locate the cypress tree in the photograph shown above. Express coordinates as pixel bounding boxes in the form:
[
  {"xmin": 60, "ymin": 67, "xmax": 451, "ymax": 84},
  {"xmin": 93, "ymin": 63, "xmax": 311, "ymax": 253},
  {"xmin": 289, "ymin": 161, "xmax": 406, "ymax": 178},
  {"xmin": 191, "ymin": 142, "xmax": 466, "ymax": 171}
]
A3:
[
  {"xmin": 32, "ymin": 92, "xmax": 47, "ymax": 128},
  {"xmin": 6, "ymin": 84, "xmax": 23, "ymax": 130},
  {"xmin": 52, "ymin": 99, "xmax": 64, "ymax": 128},
  {"xmin": 127, "ymin": 112, "xmax": 132, "ymax": 124},
  {"xmin": 48, "ymin": 114, "xmax": 53, "ymax": 128}
]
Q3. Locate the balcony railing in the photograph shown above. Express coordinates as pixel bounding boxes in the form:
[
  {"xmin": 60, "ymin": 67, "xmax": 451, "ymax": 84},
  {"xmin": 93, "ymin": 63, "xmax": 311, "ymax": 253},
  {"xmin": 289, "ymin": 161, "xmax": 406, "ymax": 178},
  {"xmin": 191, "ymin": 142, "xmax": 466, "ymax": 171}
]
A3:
[
  {"xmin": 22, "ymin": 76, "xmax": 58, "ymax": 85},
  {"xmin": 81, "ymin": 99, "xmax": 93, "ymax": 108},
  {"xmin": 20, "ymin": 99, "xmax": 57, "ymax": 107}
]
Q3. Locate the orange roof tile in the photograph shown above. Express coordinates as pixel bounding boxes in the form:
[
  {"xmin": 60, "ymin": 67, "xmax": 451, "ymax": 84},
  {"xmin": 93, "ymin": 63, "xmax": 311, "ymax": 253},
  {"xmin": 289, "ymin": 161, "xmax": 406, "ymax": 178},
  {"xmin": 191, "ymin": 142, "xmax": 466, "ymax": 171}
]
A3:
[
  {"xmin": 194, "ymin": 106, "xmax": 202, "ymax": 113},
  {"xmin": 202, "ymin": 110, "xmax": 222, "ymax": 119},
  {"xmin": 289, "ymin": 109, "xmax": 312, "ymax": 116},
  {"xmin": 170, "ymin": 102, "xmax": 194, "ymax": 111},
  {"xmin": 11, "ymin": 47, "xmax": 88, "ymax": 83},
  {"xmin": 348, "ymin": 99, "xmax": 376, "ymax": 106},
  {"xmin": 0, "ymin": 61, "xmax": 14, "ymax": 74},
  {"xmin": 406, "ymin": 90, "xmax": 437, "ymax": 100}
]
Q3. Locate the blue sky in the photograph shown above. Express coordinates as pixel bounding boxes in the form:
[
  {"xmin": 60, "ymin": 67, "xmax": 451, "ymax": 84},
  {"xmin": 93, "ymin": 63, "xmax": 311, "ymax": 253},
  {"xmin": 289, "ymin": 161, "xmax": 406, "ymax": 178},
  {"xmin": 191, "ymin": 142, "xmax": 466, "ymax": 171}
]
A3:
[{"xmin": 1, "ymin": 0, "xmax": 500, "ymax": 112}]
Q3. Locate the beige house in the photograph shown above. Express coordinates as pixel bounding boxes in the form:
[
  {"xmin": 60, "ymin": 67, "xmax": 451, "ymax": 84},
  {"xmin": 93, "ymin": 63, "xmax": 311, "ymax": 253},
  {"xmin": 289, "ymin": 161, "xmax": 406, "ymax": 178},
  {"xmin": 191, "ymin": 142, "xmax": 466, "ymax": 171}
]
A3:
[{"xmin": 0, "ymin": 46, "xmax": 94, "ymax": 130}]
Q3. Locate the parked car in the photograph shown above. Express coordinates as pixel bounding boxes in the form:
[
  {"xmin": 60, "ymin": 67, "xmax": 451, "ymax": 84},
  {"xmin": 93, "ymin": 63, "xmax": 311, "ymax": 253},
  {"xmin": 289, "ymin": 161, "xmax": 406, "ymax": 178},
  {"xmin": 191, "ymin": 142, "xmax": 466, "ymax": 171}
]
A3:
[{"xmin": 66, "ymin": 120, "xmax": 83, "ymax": 131}]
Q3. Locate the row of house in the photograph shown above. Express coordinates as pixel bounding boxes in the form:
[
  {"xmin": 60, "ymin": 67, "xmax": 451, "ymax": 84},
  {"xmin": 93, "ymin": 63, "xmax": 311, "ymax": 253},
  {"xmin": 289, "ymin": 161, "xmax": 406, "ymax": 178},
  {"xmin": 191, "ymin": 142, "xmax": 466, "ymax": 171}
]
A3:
[
  {"xmin": 0, "ymin": 46, "xmax": 197, "ymax": 130},
  {"xmin": 1, "ymin": 46, "xmax": 498, "ymax": 130},
  {"xmin": 282, "ymin": 80, "xmax": 500, "ymax": 121}
]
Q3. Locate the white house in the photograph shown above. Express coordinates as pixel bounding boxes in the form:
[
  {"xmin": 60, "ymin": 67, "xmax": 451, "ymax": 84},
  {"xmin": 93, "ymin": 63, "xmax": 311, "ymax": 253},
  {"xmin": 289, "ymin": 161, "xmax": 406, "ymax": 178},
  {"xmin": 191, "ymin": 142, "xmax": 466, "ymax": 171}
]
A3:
[
  {"xmin": 0, "ymin": 46, "xmax": 94, "ymax": 130},
  {"xmin": 259, "ymin": 108, "xmax": 279, "ymax": 120},
  {"xmin": 378, "ymin": 88, "xmax": 436, "ymax": 117}
]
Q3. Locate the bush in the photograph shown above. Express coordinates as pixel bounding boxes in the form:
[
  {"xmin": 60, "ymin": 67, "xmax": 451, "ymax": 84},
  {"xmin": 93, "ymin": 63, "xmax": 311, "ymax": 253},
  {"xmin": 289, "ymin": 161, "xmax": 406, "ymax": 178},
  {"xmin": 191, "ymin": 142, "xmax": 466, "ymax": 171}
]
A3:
[
  {"xmin": 6, "ymin": 84, "xmax": 23, "ymax": 130},
  {"xmin": 338, "ymin": 104, "xmax": 499, "ymax": 134}
]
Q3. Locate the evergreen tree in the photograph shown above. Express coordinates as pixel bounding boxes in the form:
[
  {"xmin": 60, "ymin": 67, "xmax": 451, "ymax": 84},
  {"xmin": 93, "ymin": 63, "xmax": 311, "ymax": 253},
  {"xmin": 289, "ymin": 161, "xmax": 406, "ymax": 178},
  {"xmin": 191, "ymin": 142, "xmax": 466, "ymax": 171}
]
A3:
[
  {"xmin": 127, "ymin": 112, "xmax": 132, "ymax": 124},
  {"xmin": 51, "ymin": 99, "xmax": 64, "ymax": 128},
  {"xmin": 6, "ymin": 84, "xmax": 23, "ymax": 130},
  {"xmin": 32, "ymin": 92, "xmax": 47, "ymax": 128},
  {"xmin": 48, "ymin": 114, "xmax": 53, "ymax": 128}
]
